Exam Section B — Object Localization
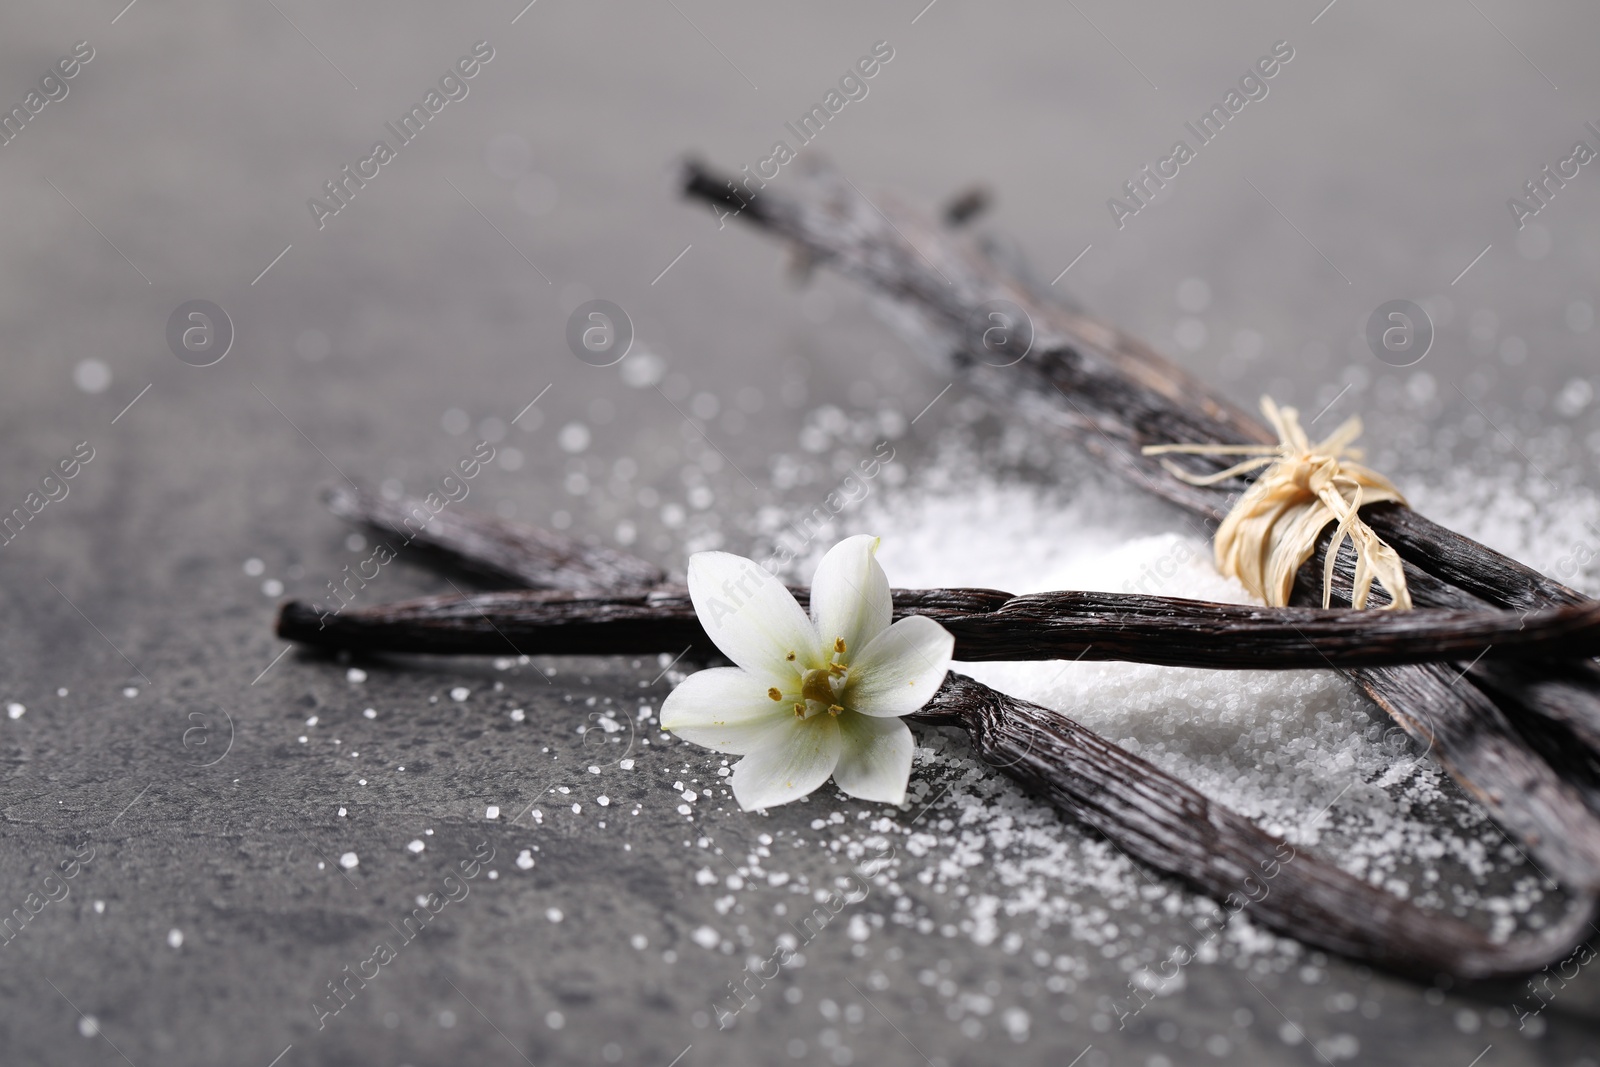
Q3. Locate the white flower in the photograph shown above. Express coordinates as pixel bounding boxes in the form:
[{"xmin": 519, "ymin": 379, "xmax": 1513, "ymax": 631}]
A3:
[{"xmin": 661, "ymin": 535, "xmax": 955, "ymax": 811}]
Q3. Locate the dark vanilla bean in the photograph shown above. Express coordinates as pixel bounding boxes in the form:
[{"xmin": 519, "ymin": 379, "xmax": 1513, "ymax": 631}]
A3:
[
  {"xmin": 278, "ymin": 586, "xmax": 1600, "ymax": 670},
  {"xmin": 914, "ymin": 674, "xmax": 1597, "ymax": 982},
  {"xmin": 324, "ymin": 485, "xmax": 664, "ymax": 593}
]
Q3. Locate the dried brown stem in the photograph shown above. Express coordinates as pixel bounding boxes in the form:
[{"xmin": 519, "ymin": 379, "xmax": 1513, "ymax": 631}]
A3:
[
  {"xmin": 914, "ymin": 675, "xmax": 1596, "ymax": 982},
  {"xmin": 278, "ymin": 586, "xmax": 1600, "ymax": 670},
  {"xmin": 323, "ymin": 485, "xmax": 664, "ymax": 593}
]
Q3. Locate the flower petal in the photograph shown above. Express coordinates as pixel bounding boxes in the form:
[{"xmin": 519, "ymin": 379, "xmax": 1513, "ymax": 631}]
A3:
[
  {"xmin": 660, "ymin": 667, "xmax": 793, "ymax": 755},
  {"xmin": 832, "ymin": 714, "xmax": 914, "ymax": 805},
  {"xmin": 809, "ymin": 534, "xmax": 892, "ymax": 663},
  {"xmin": 688, "ymin": 550, "xmax": 820, "ymax": 683},
  {"xmin": 730, "ymin": 713, "xmax": 842, "ymax": 811},
  {"xmin": 844, "ymin": 615, "xmax": 955, "ymax": 717}
]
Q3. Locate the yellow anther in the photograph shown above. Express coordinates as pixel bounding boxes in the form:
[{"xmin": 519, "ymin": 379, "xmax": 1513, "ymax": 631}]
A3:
[
  {"xmin": 827, "ymin": 704, "xmax": 843, "ymax": 716},
  {"xmin": 785, "ymin": 651, "xmax": 796, "ymax": 661},
  {"xmin": 793, "ymin": 703, "xmax": 805, "ymax": 717},
  {"xmin": 768, "ymin": 687, "xmax": 782, "ymax": 701},
  {"xmin": 834, "ymin": 637, "xmax": 846, "ymax": 654}
]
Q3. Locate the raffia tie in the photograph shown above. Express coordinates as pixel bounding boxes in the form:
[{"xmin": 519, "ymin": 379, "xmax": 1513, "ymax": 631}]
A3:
[{"xmin": 1142, "ymin": 397, "xmax": 1412, "ymax": 611}]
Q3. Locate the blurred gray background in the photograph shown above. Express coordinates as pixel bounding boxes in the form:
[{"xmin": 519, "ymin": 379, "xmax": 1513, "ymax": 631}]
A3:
[{"xmin": 1, "ymin": 1, "xmax": 1597, "ymax": 1065}]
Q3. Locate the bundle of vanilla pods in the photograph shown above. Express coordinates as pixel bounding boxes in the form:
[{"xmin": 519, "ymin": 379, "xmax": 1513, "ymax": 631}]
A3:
[
  {"xmin": 272, "ymin": 161, "xmax": 1600, "ymax": 982},
  {"xmin": 679, "ymin": 156, "xmax": 1600, "ymax": 887}
]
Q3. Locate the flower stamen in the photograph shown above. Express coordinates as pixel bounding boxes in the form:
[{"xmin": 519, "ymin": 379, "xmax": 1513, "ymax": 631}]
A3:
[
  {"xmin": 767, "ymin": 687, "xmax": 782, "ymax": 701},
  {"xmin": 800, "ymin": 668, "xmax": 836, "ymax": 706}
]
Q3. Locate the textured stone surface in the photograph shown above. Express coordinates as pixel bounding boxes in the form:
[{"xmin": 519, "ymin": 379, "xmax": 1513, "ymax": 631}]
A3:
[{"xmin": 1, "ymin": 2, "xmax": 1598, "ymax": 1065}]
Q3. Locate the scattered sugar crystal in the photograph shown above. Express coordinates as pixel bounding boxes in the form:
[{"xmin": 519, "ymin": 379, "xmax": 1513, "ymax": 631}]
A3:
[
  {"xmin": 339, "ymin": 852, "xmax": 358, "ymax": 869},
  {"xmin": 167, "ymin": 929, "xmax": 183, "ymax": 949},
  {"xmin": 6, "ymin": 703, "xmax": 23, "ymax": 719},
  {"xmin": 346, "ymin": 668, "xmax": 366, "ymax": 683},
  {"xmin": 406, "ymin": 840, "xmax": 424, "ymax": 854},
  {"xmin": 450, "ymin": 687, "xmax": 469, "ymax": 701},
  {"xmin": 485, "ymin": 805, "xmax": 500, "ymax": 820}
]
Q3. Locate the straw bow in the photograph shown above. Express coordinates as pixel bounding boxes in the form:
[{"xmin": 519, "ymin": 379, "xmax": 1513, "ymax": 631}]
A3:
[{"xmin": 1143, "ymin": 397, "xmax": 1412, "ymax": 610}]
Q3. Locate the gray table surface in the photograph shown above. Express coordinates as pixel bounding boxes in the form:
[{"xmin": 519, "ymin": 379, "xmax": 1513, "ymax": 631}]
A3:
[{"xmin": 2, "ymin": 1, "xmax": 1598, "ymax": 1064}]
